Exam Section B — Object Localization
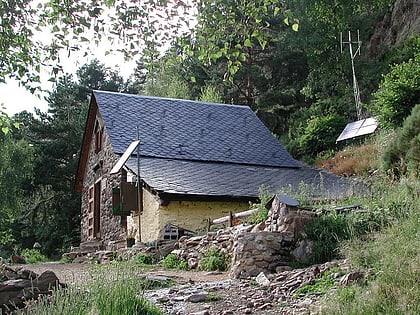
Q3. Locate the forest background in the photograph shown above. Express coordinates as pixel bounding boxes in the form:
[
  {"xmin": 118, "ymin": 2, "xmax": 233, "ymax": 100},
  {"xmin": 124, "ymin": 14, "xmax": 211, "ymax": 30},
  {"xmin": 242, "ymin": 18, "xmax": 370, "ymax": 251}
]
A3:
[{"xmin": 0, "ymin": 0, "xmax": 419, "ymax": 257}]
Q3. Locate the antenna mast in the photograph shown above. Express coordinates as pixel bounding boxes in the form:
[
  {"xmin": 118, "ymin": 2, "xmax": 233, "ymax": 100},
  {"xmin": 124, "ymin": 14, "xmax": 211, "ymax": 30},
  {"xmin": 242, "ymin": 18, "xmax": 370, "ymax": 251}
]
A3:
[{"xmin": 340, "ymin": 30, "xmax": 362, "ymax": 120}]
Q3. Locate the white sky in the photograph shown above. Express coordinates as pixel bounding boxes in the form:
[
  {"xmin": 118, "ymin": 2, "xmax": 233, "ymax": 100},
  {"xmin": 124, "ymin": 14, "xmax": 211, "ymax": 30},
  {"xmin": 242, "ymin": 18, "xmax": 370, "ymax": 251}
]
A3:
[
  {"xmin": 0, "ymin": 0, "xmax": 194, "ymax": 116},
  {"xmin": 0, "ymin": 49, "xmax": 136, "ymax": 116}
]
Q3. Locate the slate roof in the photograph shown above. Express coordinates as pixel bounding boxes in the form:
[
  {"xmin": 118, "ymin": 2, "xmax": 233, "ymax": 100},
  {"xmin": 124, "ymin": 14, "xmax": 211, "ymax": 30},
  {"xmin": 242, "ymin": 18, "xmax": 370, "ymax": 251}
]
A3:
[
  {"xmin": 93, "ymin": 90, "xmax": 299, "ymax": 168},
  {"xmin": 92, "ymin": 90, "xmax": 359, "ymax": 199},
  {"xmin": 125, "ymin": 158, "xmax": 359, "ymax": 199}
]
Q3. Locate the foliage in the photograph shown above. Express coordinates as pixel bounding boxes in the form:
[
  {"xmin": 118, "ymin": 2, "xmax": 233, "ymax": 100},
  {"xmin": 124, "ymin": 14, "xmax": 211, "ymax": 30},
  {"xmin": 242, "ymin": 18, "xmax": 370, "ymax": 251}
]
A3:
[
  {"xmin": 382, "ymin": 104, "xmax": 420, "ymax": 178},
  {"xmin": 298, "ymin": 114, "xmax": 347, "ymax": 157},
  {"xmin": 296, "ymin": 267, "xmax": 340, "ymax": 295},
  {"xmin": 186, "ymin": 0, "xmax": 298, "ymax": 80},
  {"xmin": 0, "ymin": 130, "xmax": 33, "ymax": 253},
  {"xmin": 247, "ymin": 186, "xmax": 273, "ymax": 224},
  {"xmin": 315, "ymin": 143, "xmax": 380, "ymax": 177},
  {"xmin": 321, "ymin": 180, "xmax": 419, "ymax": 314},
  {"xmin": 199, "ymin": 85, "xmax": 223, "ymax": 103},
  {"xmin": 372, "ymin": 52, "xmax": 420, "ymax": 127},
  {"xmin": 303, "ymin": 205, "xmax": 392, "ymax": 265},
  {"xmin": 136, "ymin": 254, "xmax": 157, "ymax": 265},
  {"xmin": 199, "ymin": 248, "xmax": 229, "ymax": 272},
  {"xmin": 21, "ymin": 249, "xmax": 49, "ymax": 264},
  {"xmin": 162, "ymin": 254, "xmax": 189, "ymax": 270}
]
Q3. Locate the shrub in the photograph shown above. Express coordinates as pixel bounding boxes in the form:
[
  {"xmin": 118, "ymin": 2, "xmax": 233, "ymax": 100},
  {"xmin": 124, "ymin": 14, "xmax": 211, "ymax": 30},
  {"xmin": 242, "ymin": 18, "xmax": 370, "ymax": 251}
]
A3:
[
  {"xmin": 136, "ymin": 254, "xmax": 157, "ymax": 265},
  {"xmin": 372, "ymin": 53, "xmax": 420, "ymax": 127},
  {"xmin": 298, "ymin": 114, "xmax": 347, "ymax": 157},
  {"xmin": 199, "ymin": 248, "xmax": 229, "ymax": 272},
  {"xmin": 21, "ymin": 249, "xmax": 49, "ymax": 264},
  {"xmin": 382, "ymin": 104, "xmax": 420, "ymax": 178},
  {"xmin": 162, "ymin": 254, "xmax": 189, "ymax": 270}
]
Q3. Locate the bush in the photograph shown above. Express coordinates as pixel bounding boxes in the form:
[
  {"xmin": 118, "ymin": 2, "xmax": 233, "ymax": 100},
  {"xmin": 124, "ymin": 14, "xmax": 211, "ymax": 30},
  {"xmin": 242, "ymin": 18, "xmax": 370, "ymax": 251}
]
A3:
[
  {"xmin": 382, "ymin": 104, "xmax": 420, "ymax": 178},
  {"xmin": 162, "ymin": 254, "xmax": 189, "ymax": 270},
  {"xmin": 298, "ymin": 114, "xmax": 347, "ymax": 157},
  {"xmin": 372, "ymin": 53, "xmax": 420, "ymax": 127},
  {"xmin": 199, "ymin": 248, "xmax": 229, "ymax": 271},
  {"xmin": 136, "ymin": 254, "xmax": 157, "ymax": 265},
  {"xmin": 21, "ymin": 249, "xmax": 49, "ymax": 264}
]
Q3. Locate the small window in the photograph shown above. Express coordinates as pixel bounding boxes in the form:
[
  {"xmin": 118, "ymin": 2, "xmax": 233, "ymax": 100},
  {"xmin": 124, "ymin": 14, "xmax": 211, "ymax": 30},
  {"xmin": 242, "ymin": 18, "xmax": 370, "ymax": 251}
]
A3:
[{"xmin": 94, "ymin": 122, "xmax": 103, "ymax": 153}]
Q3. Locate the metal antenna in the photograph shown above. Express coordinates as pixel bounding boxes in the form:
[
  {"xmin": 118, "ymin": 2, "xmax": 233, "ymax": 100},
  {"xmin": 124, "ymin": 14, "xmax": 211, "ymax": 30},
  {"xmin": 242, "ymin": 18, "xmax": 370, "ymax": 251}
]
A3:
[
  {"xmin": 341, "ymin": 30, "xmax": 362, "ymax": 120},
  {"xmin": 136, "ymin": 125, "xmax": 142, "ymax": 241}
]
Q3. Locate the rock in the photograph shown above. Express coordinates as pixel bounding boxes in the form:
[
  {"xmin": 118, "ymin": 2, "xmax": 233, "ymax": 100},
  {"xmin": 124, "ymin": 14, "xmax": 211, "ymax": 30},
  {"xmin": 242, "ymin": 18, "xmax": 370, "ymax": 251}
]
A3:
[
  {"xmin": 0, "ymin": 267, "xmax": 65, "ymax": 312},
  {"xmin": 187, "ymin": 293, "xmax": 208, "ymax": 303},
  {"xmin": 291, "ymin": 240, "xmax": 314, "ymax": 264},
  {"xmin": 340, "ymin": 271, "xmax": 364, "ymax": 285},
  {"xmin": 255, "ymin": 272, "xmax": 270, "ymax": 286}
]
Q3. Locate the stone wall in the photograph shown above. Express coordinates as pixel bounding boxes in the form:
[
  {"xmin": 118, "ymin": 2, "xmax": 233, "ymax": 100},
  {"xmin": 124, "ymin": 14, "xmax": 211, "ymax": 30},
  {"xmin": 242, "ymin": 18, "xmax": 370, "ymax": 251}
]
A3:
[
  {"xmin": 80, "ymin": 110, "xmax": 126, "ymax": 246},
  {"xmin": 172, "ymin": 202, "xmax": 316, "ymax": 278},
  {"xmin": 230, "ymin": 231, "xmax": 295, "ymax": 278}
]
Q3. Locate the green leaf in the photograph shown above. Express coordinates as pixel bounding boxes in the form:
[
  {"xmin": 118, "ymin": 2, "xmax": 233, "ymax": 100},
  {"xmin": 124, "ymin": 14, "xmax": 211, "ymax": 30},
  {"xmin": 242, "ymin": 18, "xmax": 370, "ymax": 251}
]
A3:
[
  {"xmin": 283, "ymin": 17, "xmax": 289, "ymax": 26},
  {"xmin": 244, "ymin": 38, "xmax": 252, "ymax": 48},
  {"xmin": 2, "ymin": 127, "xmax": 9, "ymax": 134},
  {"xmin": 292, "ymin": 23, "xmax": 299, "ymax": 32},
  {"xmin": 190, "ymin": 76, "xmax": 196, "ymax": 83}
]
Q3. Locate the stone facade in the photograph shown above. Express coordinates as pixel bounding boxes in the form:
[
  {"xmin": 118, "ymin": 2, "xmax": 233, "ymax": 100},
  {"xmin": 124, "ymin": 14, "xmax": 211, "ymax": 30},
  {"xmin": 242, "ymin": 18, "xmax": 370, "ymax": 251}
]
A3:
[
  {"xmin": 80, "ymin": 111, "xmax": 126, "ymax": 246},
  {"xmin": 80, "ymin": 110, "xmax": 251, "ymax": 248}
]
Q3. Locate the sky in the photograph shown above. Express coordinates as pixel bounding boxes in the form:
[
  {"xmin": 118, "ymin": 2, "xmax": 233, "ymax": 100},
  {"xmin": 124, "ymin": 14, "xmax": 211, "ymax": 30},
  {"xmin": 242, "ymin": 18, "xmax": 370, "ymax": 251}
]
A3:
[{"xmin": 0, "ymin": 50, "xmax": 136, "ymax": 116}]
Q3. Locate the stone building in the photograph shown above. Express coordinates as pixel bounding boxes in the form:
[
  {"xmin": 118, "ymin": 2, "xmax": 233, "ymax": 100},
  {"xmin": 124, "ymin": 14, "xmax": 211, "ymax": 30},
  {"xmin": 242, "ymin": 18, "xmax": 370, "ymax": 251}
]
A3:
[{"xmin": 75, "ymin": 91, "xmax": 357, "ymax": 249}]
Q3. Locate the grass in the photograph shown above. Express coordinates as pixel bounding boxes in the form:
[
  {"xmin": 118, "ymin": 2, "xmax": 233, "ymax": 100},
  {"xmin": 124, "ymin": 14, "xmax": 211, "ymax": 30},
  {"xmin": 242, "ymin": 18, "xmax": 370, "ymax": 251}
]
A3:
[
  {"xmin": 18, "ymin": 260, "xmax": 165, "ymax": 315},
  {"xmin": 296, "ymin": 267, "xmax": 340, "ymax": 295},
  {"xmin": 162, "ymin": 253, "xmax": 189, "ymax": 270},
  {"xmin": 199, "ymin": 248, "xmax": 229, "ymax": 271},
  {"xmin": 316, "ymin": 179, "xmax": 419, "ymax": 314}
]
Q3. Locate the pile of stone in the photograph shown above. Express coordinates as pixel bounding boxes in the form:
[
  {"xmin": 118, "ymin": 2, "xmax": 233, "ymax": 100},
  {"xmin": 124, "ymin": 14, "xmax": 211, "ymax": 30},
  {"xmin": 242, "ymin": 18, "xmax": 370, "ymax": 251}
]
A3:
[
  {"xmin": 145, "ymin": 260, "xmax": 363, "ymax": 315},
  {"xmin": 174, "ymin": 224, "xmax": 253, "ymax": 269},
  {"xmin": 172, "ymin": 198, "xmax": 316, "ymax": 277},
  {"xmin": 0, "ymin": 265, "xmax": 65, "ymax": 313}
]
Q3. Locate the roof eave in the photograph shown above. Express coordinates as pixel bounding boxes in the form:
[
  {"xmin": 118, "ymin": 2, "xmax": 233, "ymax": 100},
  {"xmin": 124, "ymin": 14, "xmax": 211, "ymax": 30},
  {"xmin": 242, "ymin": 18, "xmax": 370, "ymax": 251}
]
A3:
[{"xmin": 75, "ymin": 93, "xmax": 98, "ymax": 192}]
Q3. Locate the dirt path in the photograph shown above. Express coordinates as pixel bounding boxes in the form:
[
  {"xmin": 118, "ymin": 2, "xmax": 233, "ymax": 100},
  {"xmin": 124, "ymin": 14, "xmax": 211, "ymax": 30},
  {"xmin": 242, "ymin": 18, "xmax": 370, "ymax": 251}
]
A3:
[{"xmin": 14, "ymin": 262, "xmax": 323, "ymax": 314}]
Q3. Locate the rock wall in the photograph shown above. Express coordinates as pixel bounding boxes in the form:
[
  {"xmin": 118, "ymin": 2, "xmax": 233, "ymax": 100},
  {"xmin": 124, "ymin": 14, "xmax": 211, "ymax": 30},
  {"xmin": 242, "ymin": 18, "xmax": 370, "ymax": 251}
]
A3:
[
  {"xmin": 369, "ymin": 0, "xmax": 420, "ymax": 56},
  {"xmin": 230, "ymin": 231, "xmax": 295, "ymax": 278},
  {"xmin": 173, "ymin": 202, "xmax": 316, "ymax": 278},
  {"xmin": 80, "ymin": 110, "xmax": 126, "ymax": 246},
  {"xmin": 0, "ymin": 266, "xmax": 64, "ymax": 313}
]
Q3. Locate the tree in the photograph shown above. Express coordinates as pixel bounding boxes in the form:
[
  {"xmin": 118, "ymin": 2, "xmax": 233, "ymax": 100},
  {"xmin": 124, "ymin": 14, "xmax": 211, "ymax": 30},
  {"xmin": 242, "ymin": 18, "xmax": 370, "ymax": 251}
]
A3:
[
  {"xmin": 0, "ymin": 130, "xmax": 33, "ymax": 254},
  {"xmin": 11, "ymin": 60, "xmax": 140, "ymax": 256}
]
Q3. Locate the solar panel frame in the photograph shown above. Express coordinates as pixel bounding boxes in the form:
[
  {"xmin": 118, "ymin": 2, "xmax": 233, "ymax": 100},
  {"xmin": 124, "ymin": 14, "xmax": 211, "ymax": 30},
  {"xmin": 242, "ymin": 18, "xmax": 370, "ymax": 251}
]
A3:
[{"xmin": 336, "ymin": 117, "xmax": 379, "ymax": 142}]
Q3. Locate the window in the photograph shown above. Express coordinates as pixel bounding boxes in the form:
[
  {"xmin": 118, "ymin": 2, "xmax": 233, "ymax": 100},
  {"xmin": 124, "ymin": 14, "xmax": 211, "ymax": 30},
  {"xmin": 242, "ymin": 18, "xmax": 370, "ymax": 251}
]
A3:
[
  {"xmin": 87, "ymin": 181, "xmax": 101, "ymax": 239},
  {"xmin": 88, "ymin": 186, "xmax": 94, "ymax": 238},
  {"xmin": 94, "ymin": 122, "xmax": 103, "ymax": 153}
]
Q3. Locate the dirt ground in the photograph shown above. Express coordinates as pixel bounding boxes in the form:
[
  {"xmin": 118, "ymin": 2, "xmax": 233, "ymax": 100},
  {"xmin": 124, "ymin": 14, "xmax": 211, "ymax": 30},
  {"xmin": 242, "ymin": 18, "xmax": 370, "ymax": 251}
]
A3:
[{"xmin": 14, "ymin": 262, "xmax": 318, "ymax": 315}]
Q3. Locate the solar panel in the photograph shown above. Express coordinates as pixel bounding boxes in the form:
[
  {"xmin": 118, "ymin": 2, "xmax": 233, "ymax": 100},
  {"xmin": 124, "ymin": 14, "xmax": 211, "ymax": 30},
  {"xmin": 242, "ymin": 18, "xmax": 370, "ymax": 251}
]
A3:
[
  {"xmin": 336, "ymin": 117, "xmax": 379, "ymax": 142},
  {"xmin": 110, "ymin": 140, "xmax": 140, "ymax": 174}
]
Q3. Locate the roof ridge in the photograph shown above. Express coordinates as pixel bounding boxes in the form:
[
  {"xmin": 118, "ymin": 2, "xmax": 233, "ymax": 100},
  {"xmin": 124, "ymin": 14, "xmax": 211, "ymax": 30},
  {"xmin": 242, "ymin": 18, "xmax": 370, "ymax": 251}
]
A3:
[{"xmin": 93, "ymin": 90, "xmax": 250, "ymax": 110}]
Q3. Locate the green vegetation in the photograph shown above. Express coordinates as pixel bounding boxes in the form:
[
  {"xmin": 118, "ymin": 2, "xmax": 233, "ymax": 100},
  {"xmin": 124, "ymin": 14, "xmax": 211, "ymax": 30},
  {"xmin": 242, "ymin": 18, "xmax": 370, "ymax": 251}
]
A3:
[
  {"xmin": 296, "ymin": 268, "xmax": 340, "ymax": 295},
  {"xmin": 199, "ymin": 248, "xmax": 229, "ymax": 272},
  {"xmin": 372, "ymin": 52, "xmax": 420, "ymax": 127},
  {"xmin": 136, "ymin": 254, "xmax": 158, "ymax": 265},
  {"xmin": 382, "ymin": 104, "xmax": 420, "ymax": 178},
  {"xmin": 162, "ymin": 253, "xmax": 189, "ymax": 270},
  {"xmin": 319, "ymin": 182, "xmax": 419, "ymax": 314},
  {"xmin": 19, "ymin": 263, "xmax": 164, "ymax": 315},
  {"xmin": 21, "ymin": 249, "xmax": 49, "ymax": 264}
]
